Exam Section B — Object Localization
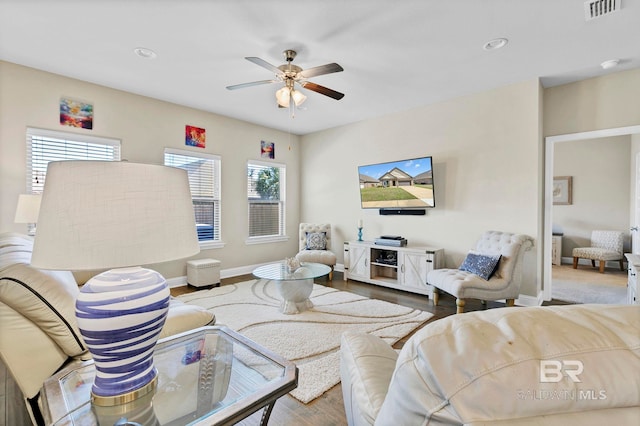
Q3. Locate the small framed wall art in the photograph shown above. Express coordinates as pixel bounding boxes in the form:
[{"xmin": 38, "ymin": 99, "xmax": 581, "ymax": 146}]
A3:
[
  {"xmin": 186, "ymin": 125, "xmax": 206, "ymax": 148},
  {"xmin": 261, "ymin": 140, "xmax": 275, "ymax": 159},
  {"xmin": 60, "ymin": 97, "xmax": 93, "ymax": 129},
  {"xmin": 553, "ymin": 176, "xmax": 572, "ymax": 205}
]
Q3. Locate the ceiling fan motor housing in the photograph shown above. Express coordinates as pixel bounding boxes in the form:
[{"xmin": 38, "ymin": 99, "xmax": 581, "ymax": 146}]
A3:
[{"xmin": 283, "ymin": 49, "xmax": 297, "ymax": 62}]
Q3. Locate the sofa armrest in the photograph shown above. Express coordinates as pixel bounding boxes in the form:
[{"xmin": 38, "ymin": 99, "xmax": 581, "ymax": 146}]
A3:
[
  {"xmin": 340, "ymin": 331, "xmax": 398, "ymax": 426},
  {"xmin": 0, "ymin": 302, "xmax": 69, "ymax": 400}
]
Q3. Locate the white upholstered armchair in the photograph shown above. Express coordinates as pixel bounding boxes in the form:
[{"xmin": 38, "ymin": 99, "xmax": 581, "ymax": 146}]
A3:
[
  {"xmin": 427, "ymin": 230, "xmax": 534, "ymax": 314},
  {"xmin": 572, "ymin": 230, "xmax": 625, "ymax": 273},
  {"xmin": 295, "ymin": 223, "xmax": 337, "ymax": 281}
]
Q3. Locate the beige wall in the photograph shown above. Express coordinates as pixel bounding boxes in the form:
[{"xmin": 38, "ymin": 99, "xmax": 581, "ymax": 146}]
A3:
[
  {"xmin": 552, "ymin": 136, "xmax": 631, "ymax": 257},
  {"xmin": 300, "ymin": 80, "xmax": 542, "ymax": 297},
  {"xmin": 543, "ymin": 68, "xmax": 640, "ymax": 137},
  {"xmin": 0, "ymin": 61, "xmax": 302, "ymax": 280}
]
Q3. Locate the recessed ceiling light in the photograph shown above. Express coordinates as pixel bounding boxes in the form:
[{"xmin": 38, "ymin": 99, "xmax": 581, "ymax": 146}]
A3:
[
  {"xmin": 134, "ymin": 47, "xmax": 157, "ymax": 59},
  {"xmin": 483, "ymin": 38, "xmax": 508, "ymax": 51},
  {"xmin": 600, "ymin": 59, "xmax": 620, "ymax": 70}
]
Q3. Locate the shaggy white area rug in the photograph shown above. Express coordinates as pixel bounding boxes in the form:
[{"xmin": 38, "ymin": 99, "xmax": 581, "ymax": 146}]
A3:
[{"xmin": 176, "ymin": 279, "xmax": 433, "ymax": 403}]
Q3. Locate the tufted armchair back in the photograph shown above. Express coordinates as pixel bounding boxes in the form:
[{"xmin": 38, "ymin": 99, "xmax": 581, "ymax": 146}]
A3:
[
  {"xmin": 592, "ymin": 230, "xmax": 624, "ymax": 254},
  {"xmin": 296, "ymin": 224, "xmax": 336, "ymax": 280},
  {"xmin": 299, "ymin": 223, "xmax": 332, "ymax": 252},
  {"xmin": 474, "ymin": 230, "xmax": 534, "ymax": 282}
]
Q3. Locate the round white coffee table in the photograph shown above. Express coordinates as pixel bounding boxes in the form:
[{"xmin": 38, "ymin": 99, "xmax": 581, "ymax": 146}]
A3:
[{"xmin": 253, "ymin": 262, "xmax": 331, "ymax": 314}]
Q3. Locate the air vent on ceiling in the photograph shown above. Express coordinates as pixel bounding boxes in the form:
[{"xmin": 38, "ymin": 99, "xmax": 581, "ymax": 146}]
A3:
[{"xmin": 584, "ymin": 0, "xmax": 621, "ymax": 21}]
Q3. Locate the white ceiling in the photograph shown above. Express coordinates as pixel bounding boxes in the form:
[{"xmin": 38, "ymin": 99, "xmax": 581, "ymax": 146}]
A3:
[{"xmin": 1, "ymin": 0, "xmax": 639, "ymax": 135}]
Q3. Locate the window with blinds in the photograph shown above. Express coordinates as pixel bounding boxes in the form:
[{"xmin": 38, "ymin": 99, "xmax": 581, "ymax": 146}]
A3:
[
  {"xmin": 247, "ymin": 161, "xmax": 286, "ymax": 239},
  {"xmin": 164, "ymin": 149, "xmax": 221, "ymax": 244},
  {"xmin": 26, "ymin": 127, "xmax": 121, "ymax": 194}
]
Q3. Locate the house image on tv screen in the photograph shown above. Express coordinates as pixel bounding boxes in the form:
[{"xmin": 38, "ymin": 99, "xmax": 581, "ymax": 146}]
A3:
[
  {"xmin": 358, "ymin": 156, "xmax": 435, "ymax": 209},
  {"xmin": 379, "ymin": 167, "xmax": 413, "ymax": 187}
]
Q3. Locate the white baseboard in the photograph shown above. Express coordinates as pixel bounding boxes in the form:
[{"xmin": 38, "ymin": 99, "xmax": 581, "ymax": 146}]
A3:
[{"xmin": 166, "ymin": 276, "xmax": 187, "ymax": 288}]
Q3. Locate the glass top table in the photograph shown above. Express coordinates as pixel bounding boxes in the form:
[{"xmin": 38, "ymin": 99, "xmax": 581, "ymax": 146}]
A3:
[
  {"xmin": 252, "ymin": 261, "xmax": 331, "ymax": 281},
  {"xmin": 41, "ymin": 326, "xmax": 298, "ymax": 426},
  {"xmin": 253, "ymin": 262, "xmax": 331, "ymax": 314}
]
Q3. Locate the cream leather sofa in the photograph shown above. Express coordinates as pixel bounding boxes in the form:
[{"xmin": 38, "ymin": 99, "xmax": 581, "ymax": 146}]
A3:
[
  {"xmin": 340, "ymin": 304, "xmax": 640, "ymax": 425},
  {"xmin": 0, "ymin": 233, "xmax": 215, "ymax": 425}
]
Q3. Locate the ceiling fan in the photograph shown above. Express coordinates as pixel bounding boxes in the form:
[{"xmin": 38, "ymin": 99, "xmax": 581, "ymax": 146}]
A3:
[{"xmin": 226, "ymin": 49, "xmax": 344, "ymax": 109}]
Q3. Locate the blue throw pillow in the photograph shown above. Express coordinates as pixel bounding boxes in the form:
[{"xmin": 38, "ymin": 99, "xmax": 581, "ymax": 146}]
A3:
[
  {"xmin": 305, "ymin": 232, "xmax": 327, "ymax": 250},
  {"xmin": 459, "ymin": 252, "xmax": 501, "ymax": 280}
]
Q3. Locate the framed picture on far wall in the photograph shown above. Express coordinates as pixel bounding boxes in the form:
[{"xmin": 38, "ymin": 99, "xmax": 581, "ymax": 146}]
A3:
[
  {"xmin": 261, "ymin": 140, "xmax": 275, "ymax": 159},
  {"xmin": 553, "ymin": 176, "xmax": 572, "ymax": 205},
  {"xmin": 185, "ymin": 125, "xmax": 206, "ymax": 148}
]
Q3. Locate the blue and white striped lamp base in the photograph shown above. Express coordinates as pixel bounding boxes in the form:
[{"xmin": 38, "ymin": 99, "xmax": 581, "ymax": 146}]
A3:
[{"xmin": 75, "ymin": 267, "xmax": 170, "ymax": 406}]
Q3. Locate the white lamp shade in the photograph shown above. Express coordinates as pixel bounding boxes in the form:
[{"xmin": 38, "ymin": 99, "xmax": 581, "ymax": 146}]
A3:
[
  {"xmin": 31, "ymin": 161, "xmax": 200, "ymax": 270},
  {"xmin": 14, "ymin": 194, "xmax": 41, "ymax": 223},
  {"xmin": 291, "ymin": 89, "xmax": 307, "ymax": 106},
  {"xmin": 276, "ymin": 86, "xmax": 291, "ymax": 107}
]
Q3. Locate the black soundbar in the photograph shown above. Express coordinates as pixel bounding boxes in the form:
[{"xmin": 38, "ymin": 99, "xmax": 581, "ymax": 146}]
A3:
[{"xmin": 379, "ymin": 209, "xmax": 426, "ymax": 216}]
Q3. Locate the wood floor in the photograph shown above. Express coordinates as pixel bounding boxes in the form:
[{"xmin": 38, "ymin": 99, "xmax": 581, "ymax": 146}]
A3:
[
  {"xmin": 171, "ymin": 271, "xmax": 568, "ymax": 426},
  {"xmin": 552, "ymin": 262, "xmax": 627, "ymax": 287}
]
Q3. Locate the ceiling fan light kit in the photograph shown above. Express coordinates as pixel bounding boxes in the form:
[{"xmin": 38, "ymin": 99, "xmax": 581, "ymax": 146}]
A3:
[
  {"xmin": 227, "ymin": 49, "xmax": 344, "ymax": 113},
  {"xmin": 275, "ymin": 82, "xmax": 307, "ymax": 108}
]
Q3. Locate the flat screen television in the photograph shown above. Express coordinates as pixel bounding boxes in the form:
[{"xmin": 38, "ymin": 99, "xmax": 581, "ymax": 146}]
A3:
[{"xmin": 358, "ymin": 156, "xmax": 435, "ymax": 209}]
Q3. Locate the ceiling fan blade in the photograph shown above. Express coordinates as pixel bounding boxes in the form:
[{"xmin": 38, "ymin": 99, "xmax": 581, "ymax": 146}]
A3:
[
  {"xmin": 298, "ymin": 63, "xmax": 343, "ymax": 79},
  {"xmin": 300, "ymin": 82, "xmax": 345, "ymax": 100},
  {"xmin": 226, "ymin": 80, "xmax": 277, "ymax": 90},
  {"xmin": 245, "ymin": 57, "xmax": 284, "ymax": 76}
]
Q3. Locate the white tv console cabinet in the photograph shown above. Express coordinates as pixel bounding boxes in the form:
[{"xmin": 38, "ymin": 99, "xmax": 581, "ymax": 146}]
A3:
[{"xmin": 343, "ymin": 240, "xmax": 444, "ymax": 298}]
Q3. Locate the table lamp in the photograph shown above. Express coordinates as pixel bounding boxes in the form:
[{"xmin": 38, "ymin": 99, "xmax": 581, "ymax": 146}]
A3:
[
  {"xmin": 14, "ymin": 193, "xmax": 41, "ymax": 235},
  {"xmin": 31, "ymin": 160, "xmax": 200, "ymax": 406}
]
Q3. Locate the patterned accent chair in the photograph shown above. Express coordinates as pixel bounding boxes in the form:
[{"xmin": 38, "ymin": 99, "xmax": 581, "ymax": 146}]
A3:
[
  {"xmin": 427, "ymin": 231, "xmax": 534, "ymax": 314},
  {"xmin": 572, "ymin": 230, "xmax": 625, "ymax": 273},
  {"xmin": 295, "ymin": 223, "xmax": 337, "ymax": 281}
]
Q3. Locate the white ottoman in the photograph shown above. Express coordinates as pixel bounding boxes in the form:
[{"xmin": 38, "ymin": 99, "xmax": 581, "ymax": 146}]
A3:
[{"xmin": 187, "ymin": 259, "xmax": 221, "ymax": 288}]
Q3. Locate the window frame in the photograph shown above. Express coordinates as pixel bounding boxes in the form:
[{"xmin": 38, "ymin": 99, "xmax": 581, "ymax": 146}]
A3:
[
  {"xmin": 246, "ymin": 159, "xmax": 288, "ymax": 245},
  {"xmin": 164, "ymin": 148, "xmax": 223, "ymax": 250}
]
